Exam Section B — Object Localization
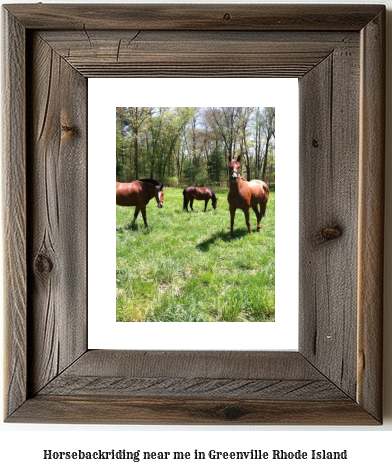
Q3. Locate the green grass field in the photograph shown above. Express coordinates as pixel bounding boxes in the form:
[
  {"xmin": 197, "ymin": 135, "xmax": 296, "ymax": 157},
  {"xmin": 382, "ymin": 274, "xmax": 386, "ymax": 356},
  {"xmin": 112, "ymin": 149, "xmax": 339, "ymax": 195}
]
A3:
[{"xmin": 116, "ymin": 187, "xmax": 275, "ymax": 322}]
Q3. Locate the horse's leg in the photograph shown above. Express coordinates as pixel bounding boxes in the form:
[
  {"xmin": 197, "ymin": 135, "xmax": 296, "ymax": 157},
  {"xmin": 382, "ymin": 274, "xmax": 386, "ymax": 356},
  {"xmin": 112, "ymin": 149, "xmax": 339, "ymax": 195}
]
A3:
[
  {"xmin": 252, "ymin": 205, "xmax": 261, "ymax": 232},
  {"xmin": 190, "ymin": 198, "xmax": 194, "ymax": 211},
  {"xmin": 141, "ymin": 207, "xmax": 148, "ymax": 227},
  {"xmin": 132, "ymin": 208, "xmax": 140, "ymax": 227},
  {"xmin": 204, "ymin": 198, "xmax": 209, "ymax": 212},
  {"xmin": 229, "ymin": 206, "xmax": 236, "ymax": 236},
  {"xmin": 244, "ymin": 208, "xmax": 252, "ymax": 234}
]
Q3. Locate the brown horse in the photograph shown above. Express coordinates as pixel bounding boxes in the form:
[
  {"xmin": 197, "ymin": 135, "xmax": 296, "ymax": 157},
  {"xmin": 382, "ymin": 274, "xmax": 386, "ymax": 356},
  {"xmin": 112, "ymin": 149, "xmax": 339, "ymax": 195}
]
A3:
[
  {"xmin": 227, "ymin": 156, "xmax": 269, "ymax": 236},
  {"xmin": 116, "ymin": 179, "xmax": 164, "ymax": 227},
  {"xmin": 183, "ymin": 186, "xmax": 218, "ymax": 212}
]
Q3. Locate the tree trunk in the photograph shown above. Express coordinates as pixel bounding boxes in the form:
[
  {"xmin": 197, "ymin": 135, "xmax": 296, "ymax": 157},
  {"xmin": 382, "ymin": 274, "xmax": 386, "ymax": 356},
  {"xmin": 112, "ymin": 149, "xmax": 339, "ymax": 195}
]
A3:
[
  {"xmin": 134, "ymin": 130, "xmax": 139, "ymax": 180},
  {"xmin": 262, "ymin": 135, "xmax": 271, "ymax": 181}
]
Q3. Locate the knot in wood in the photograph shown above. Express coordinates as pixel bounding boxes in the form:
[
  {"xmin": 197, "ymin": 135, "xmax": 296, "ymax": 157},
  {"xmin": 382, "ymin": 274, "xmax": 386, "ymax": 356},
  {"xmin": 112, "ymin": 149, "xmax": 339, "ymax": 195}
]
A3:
[
  {"xmin": 315, "ymin": 225, "xmax": 342, "ymax": 245},
  {"xmin": 312, "ymin": 139, "xmax": 319, "ymax": 148},
  {"xmin": 61, "ymin": 124, "xmax": 77, "ymax": 134},
  {"xmin": 223, "ymin": 13, "xmax": 231, "ymax": 21},
  {"xmin": 223, "ymin": 405, "xmax": 244, "ymax": 420},
  {"xmin": 34, "ymin": 252, "xmax": 53, "ymax": 274}
]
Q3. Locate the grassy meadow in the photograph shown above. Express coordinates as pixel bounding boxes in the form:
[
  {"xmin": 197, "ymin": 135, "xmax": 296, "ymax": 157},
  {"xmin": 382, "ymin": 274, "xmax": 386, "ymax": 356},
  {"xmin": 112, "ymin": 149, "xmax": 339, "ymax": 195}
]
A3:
[{"xmin": 116, "ymin": 187, "xmax": 275, "ymax": 322}]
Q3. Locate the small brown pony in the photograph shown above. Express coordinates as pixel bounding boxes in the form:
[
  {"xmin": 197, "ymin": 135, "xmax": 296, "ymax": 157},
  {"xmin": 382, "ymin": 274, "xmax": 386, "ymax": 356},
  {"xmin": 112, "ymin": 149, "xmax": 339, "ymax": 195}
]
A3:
[
  {"xmin": 227, "ymin": 156, "xmax": 269, "ymax": 236},
  {"xmin": 183, "ymin": 186, "xmax": 218, "ymax": 212},
  {"xmin": 116, "ymin": 179, "xmax": 164, "ymax": 227}
]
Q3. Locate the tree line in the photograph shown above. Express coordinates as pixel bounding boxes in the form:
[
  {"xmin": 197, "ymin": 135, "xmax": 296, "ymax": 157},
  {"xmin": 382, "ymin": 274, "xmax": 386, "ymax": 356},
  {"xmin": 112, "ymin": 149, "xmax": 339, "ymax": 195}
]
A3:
[{"xmin": 116, "ymin": 107, "xmax": 275, "ymax": 187}]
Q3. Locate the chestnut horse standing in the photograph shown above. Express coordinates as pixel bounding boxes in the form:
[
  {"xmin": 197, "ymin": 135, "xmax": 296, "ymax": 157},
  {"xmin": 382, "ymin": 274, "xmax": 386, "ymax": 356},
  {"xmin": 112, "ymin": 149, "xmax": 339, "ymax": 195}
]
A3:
[
  {"xmin": 183, "ymin": 186, "xmax": 218, "ymax": 212},
  {"xmin": 116, "ymin": 179, "xmax": 164, "ymax": 227},
  {"xmin": 227, "ymin": 156, "xmax": 269, "ymax": 236}
]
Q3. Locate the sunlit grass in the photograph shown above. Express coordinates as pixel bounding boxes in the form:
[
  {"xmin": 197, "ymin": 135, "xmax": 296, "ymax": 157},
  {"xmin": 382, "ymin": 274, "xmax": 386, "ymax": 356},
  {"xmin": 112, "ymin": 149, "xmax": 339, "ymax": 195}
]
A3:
[{"xmin": 116, "ymin": 187, "xmax": 275, "ymax": 322}]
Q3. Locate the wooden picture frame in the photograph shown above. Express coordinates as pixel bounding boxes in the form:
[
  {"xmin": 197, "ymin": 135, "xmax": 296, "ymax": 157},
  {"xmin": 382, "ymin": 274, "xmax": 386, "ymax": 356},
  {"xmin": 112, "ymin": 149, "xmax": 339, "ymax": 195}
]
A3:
[{"xmin": 3, "ymin": 4, "xmax": 385, "ymax": 424}]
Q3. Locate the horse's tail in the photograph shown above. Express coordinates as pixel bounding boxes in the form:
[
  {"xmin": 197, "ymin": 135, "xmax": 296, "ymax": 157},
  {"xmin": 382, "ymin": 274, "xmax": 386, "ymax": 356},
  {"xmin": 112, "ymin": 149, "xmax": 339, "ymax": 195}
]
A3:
[
  {"xmin": 183, "ymin": 189, "xmax": 187, "ymax": 210},
  {"xmin": 260, "ymin": 182, "xmax": 270, "ymax": 217},
  {"xmin": 263, "ymin": 182, "xmax": 270, "ymax": 202}
]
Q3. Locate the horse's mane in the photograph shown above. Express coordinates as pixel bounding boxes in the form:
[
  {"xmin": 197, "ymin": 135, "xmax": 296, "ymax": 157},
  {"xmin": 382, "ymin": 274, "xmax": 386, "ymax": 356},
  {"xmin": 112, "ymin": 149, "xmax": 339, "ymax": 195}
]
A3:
[{"xmin": 138, "ymin": 178, "xmax": 163, "ymax": 189}]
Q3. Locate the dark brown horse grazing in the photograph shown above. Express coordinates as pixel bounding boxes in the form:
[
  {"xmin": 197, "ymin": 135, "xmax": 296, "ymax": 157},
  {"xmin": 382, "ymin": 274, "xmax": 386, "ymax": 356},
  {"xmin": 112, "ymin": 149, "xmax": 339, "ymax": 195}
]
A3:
[
  {"xmin": 183, "ymin": 186, "xmax": 218, "ymax": 212},
  {"xmin": 227, "ymin": 156, "xmax": 269, "ymax": 236},
  {"xmin": 116, "ymin": 179, "xmax": 164, "ymax": 227}
]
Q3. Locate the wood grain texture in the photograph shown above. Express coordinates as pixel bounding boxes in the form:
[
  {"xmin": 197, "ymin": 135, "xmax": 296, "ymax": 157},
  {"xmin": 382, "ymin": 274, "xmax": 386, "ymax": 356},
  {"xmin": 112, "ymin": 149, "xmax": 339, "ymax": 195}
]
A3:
[
  {"xmin": 37, "ymin": 351, "xmax": 346, "ymax": 401},
  {"xmin": 57, "ymin": 350, "xmax": 326, "ymax": 379},
  {"xmin": 39, "ymin": 30, "xmax": 358, "ymax": 78},
  {"xmin": 2, "ymin": 9, "xmax": 27, "ymax": 419},
  {"xmin": 10, "ymin": 351, "xmax": 377, "ymax": 424},
  {"xmin": 9, "ymin": 396, "xmax": 379, "ymax": 425},
  {"xmin": 39, "ymin": 377, "xmax": 347, "ymax": 401},
  {"xmin": 4, "ymin": 4, "xmax": 384, "ymax": 31},
  {"xmin": 299, "ymin": 41, "xmax": 360, "ymax": 399},
  {"xmin": 357, "ymin": 9, "xmax": 385, "ymax": 422},
  {"xmin": 2, "ymin": 4, "xmax": 385, "ymax": 425},
  {"xmin": 27, "ymin": 33, "xmax": 87, "ymax": 395}
]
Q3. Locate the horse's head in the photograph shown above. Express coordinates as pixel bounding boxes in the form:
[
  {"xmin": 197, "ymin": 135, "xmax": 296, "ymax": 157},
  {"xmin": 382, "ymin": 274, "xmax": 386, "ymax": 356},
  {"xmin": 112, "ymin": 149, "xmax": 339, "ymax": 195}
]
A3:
[
  {"xmin": 155, "ymin": 184, "xmax": 164, "ymax": 208},
  {"xmin": 228, "ymin": 155, "xmax": 241, "ymax": 182},
  {"xmin": 212, "ymin": 196, "xmax": 218, "ymax": 209}
]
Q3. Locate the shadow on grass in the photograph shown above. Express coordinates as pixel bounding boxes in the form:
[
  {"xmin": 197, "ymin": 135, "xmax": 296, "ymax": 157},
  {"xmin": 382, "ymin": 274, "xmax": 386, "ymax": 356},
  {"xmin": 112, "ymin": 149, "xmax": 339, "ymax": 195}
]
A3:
[
  {"xmin": 196, "ymin": 229, "xmax": 248, "ymax": 251},
  {"xmin": 183, "ymin": 208, "xmax": 217, "ymax": 213},
  {"xmin": 116, "ymin": 223, "xmax": 151, "ymax": 232}
]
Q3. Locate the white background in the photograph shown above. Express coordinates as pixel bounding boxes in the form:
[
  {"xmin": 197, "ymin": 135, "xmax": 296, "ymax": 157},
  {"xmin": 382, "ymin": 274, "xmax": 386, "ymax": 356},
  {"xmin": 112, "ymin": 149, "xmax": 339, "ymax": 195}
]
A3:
[
  {"xmin": 88, "ymin": 77, "xmax": 299, "ymax": 350},
  {"xmin": 1, "ymin": 1, "xmax": 391, "ymax": 473}
]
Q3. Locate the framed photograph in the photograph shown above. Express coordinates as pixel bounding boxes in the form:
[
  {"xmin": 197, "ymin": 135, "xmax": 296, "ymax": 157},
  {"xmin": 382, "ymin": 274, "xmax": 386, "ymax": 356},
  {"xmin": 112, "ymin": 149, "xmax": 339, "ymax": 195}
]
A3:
[
  {"xmin": 88, "ymin": 78, "xmax": 299, "ymax": 351},
  {"xmin": 113, "ymin": 105, "xmax": 277, "ymax": 325},
  {"xmin": 3, "ymin": 4, "xmax": 385, "ymax": 424}
]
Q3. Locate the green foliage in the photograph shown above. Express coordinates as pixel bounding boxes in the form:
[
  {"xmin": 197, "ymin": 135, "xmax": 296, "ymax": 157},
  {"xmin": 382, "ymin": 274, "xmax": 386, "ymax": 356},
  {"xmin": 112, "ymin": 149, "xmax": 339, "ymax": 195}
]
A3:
[
  {"xmin": 183, "ymin": 161, "xmax": 197, "ymax": 182},
  {"xmin": 116, "ymin": 187, "xmax": 275, "ymax": 322},
  {"xmin": 164, "ymin": 176, "xmax": 179, "ymax": 187},
  {"xmin": 116, "ymin": 107, "xmax": 275, "ymax": 185},
  {"xmin": 207, "ymin": 146, "xmax": 225, "ymax": 184}
]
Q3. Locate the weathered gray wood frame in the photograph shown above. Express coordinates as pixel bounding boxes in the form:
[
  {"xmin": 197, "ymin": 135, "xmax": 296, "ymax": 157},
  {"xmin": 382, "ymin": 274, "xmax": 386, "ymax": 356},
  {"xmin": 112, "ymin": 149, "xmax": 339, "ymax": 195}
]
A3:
[{"xmin": 2, "ymin": 4, "xmax": 385, "ymax": 424}]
